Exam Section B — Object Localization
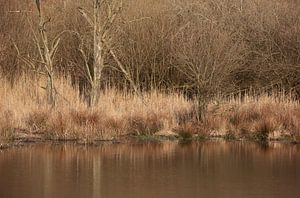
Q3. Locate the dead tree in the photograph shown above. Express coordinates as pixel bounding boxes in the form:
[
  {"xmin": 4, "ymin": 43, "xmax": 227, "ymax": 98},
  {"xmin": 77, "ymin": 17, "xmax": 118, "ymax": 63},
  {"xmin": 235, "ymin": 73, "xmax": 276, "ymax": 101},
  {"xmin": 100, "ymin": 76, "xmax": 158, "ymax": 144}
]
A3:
[
  {"xmin": 78, "ymin": 0, "xmax": 141, "ymax": 107},
  {"xmin": 14, "ymin": 1, "xmax": 63, "ymax": 107}
]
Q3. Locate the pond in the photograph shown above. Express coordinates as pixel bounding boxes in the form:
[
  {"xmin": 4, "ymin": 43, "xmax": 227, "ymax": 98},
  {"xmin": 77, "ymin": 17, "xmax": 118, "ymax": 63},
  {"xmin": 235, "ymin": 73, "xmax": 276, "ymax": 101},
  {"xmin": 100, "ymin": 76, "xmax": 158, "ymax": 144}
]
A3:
[{"xmin": 0, "ymin": 141, "xmax": 299, "ymax": 198}]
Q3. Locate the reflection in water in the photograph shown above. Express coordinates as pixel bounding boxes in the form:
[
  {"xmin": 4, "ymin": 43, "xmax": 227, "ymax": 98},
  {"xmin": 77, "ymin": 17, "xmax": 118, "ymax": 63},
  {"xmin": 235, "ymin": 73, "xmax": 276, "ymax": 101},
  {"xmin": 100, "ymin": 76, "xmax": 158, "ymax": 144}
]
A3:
[{"xmin": 0, "ymin": 142, "xmax": 299, "ymax": 198}]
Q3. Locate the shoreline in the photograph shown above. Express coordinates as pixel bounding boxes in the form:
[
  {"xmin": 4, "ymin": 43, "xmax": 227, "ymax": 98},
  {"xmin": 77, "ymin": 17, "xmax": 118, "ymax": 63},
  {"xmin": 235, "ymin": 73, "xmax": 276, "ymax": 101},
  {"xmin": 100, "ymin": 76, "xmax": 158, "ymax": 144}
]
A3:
[
  {"xmin": 1, "ymin": 0, "xmax": 299, "ymax": 151},
  {"xmin": 1, "ymin": 79, "xmax": 299, "ymax": 147},
  {"xmin": 1, "ymin": 131, "xmax": 298, "ymax": 151}
]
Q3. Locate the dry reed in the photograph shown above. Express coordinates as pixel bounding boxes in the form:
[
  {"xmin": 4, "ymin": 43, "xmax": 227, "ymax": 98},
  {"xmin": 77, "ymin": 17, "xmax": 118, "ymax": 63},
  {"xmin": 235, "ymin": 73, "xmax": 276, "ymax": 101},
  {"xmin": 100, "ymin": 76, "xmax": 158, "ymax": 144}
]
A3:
[
  {"xmin": 0, "ymin": 76, "xmax": 192, "ymax": 142},
  {"xmin": 0, "ymin": 76, "xmax": 299, "ymax": 143}
]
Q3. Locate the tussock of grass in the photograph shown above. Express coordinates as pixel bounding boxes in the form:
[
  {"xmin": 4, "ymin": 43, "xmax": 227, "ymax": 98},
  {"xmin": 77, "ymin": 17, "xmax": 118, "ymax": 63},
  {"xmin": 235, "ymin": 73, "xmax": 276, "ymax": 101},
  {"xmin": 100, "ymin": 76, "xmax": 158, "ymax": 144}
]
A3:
[
  {"xmin": 205, "ymin": 95, "xmax": 300, "ymax": 142},
  {"xmin": 0, "ymin": 110, "xmax": 16, "ymax": 140},
  {"xmin": 128, "ymin": 113, "xmax": 164, "ymax": 135}
]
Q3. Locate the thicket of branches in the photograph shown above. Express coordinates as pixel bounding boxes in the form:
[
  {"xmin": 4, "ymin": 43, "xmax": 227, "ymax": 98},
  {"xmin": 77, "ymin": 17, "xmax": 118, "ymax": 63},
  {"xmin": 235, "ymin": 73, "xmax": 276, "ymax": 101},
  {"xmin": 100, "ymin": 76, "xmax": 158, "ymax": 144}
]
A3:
[{"xmin": 0, "ymin": 0, "xmax": 299, "ymax": 99}]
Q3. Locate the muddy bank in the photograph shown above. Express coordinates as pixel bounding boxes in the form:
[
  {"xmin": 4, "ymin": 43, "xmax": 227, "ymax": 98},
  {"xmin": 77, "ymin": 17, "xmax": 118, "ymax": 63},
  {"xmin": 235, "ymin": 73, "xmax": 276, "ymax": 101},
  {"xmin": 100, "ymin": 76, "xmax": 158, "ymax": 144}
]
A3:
[{"xmin": 1, "ymin": 129, "xmax": 298, "ymax": 151}]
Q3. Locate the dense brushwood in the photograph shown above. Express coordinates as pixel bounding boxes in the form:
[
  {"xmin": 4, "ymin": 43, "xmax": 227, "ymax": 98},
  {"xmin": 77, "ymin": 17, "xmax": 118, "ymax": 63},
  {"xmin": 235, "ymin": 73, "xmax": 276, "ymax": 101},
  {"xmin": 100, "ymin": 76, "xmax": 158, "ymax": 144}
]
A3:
[{"xmin": 0, "ymin": 0, "xmax": 299, "ymax": 98}]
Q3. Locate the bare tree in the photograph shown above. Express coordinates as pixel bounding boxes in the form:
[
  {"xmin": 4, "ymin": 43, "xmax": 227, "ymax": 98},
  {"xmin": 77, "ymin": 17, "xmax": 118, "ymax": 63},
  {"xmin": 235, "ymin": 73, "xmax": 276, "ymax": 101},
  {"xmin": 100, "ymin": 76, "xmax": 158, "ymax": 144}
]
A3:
[
  {"xmin": 77, "ymin": 0, "xmax": 121, "ymax": 107},
  {"xmin": 173, "ymin": 26, "xmax": 246, "ymax": 120},
  {"xmin": 78, "ymin": 0, "xmax": 141, "ymax": 107},
  {"xmin": 14, "ymin": 1, "xmax": 64, "ymax": 107}
]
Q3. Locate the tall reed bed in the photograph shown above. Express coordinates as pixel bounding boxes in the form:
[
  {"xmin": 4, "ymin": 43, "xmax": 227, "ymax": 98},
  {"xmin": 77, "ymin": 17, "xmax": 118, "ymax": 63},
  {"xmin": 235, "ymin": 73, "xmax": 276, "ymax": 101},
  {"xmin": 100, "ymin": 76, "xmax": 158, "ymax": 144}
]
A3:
[
  {"xmin": 0, "ymin": 76, "xmax": 192, "ymax": 142},
  {"xmin": 0, "ymin": 76, "xmax": 299, "ymax": 143}
]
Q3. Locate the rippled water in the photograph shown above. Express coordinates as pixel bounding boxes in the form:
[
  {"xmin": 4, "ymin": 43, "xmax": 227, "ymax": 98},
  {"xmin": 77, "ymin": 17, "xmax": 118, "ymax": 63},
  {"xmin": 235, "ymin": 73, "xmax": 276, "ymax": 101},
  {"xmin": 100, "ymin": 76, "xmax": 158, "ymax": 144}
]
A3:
[{"xmin": 0, "ymin": 141, "xmax": 299, "ymax": 198}]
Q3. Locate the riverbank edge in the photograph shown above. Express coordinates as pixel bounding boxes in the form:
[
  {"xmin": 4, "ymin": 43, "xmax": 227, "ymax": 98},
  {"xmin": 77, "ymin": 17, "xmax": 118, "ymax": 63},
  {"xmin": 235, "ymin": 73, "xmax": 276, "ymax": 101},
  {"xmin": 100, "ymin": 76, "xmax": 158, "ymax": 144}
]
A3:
[{"xmin": 1, "ymin": 132, "xmax": 299, "ymax": 150}]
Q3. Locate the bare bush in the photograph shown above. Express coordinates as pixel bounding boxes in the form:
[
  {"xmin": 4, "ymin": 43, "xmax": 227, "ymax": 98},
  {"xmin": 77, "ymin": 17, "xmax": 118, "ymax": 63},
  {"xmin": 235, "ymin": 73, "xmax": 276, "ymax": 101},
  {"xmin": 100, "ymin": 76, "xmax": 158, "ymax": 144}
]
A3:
[{"xmin": 0, "ymin": 0, "xmax": 299, "ymax": 99}]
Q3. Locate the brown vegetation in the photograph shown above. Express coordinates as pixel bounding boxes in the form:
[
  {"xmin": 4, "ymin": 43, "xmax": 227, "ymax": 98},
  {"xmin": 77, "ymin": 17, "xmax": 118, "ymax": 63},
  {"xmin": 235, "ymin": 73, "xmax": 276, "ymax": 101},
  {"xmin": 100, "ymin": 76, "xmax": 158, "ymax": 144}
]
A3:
[
  {"xmin": 0, "ymin": 77, "xmax": 299, "ymax": 143},
  {"xmin": 1, "ymin": 0, "xmax": 299, "ymax": 95},
  {"xmin": 0, "ymin": 77, "xmax": 192, "ymax": 142},
  {"xmin": 0, "ymin": 0, "xmax": 299, "ymax": 143},
  {"xmin": 203, "ymin": 94, "xmax": 300, "ymax": 142}
]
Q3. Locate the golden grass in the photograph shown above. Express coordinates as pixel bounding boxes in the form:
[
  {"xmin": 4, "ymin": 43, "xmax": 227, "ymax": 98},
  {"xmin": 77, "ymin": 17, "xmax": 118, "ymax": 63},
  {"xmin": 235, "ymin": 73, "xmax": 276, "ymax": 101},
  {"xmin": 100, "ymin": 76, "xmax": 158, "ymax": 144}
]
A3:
[
  {"xmin": 205, "ymin": 94, "xmax": 300, "ymax": 141},
  {"xmin": 0, "ymin": 76, "xmax": 299, "ymax": 143},
  {"xmin": 0, "ymin": 76, "xmax": 192, "ymax": 141}
]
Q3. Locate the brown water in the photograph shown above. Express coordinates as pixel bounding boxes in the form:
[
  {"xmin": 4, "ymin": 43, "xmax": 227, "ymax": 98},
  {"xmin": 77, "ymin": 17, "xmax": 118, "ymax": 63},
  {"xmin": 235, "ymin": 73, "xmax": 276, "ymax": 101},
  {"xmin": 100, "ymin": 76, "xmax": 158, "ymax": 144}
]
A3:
[{"xmin": 0, "ymin": 142, "xmax": 299, "ymax": 198}]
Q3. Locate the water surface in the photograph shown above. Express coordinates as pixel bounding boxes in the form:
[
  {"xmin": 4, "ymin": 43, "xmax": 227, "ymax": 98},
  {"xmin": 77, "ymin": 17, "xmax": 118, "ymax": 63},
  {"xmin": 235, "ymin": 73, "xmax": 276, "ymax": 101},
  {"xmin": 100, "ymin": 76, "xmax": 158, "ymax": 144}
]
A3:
[{"xmin": 0, "ymin": 141, "xmax": 299, "ymax": 198}]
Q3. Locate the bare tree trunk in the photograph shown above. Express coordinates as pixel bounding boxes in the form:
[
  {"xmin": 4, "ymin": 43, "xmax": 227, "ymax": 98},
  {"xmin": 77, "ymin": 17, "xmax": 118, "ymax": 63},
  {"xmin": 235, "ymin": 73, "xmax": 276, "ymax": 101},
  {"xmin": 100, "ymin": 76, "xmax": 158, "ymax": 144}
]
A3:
[
  {"xmin": 196, "ymin": 94, "xmax": 207, "ymax": 121},
  {"xmin": 89, "ymin": 81, "xmax": 100, "ymax": 107},
  {"xmin": 89, "ymin": 28, "xmax": 105, "ymax": 107},
  {"xmin": 196, "ymin": 88, "xmax": 209, "ymax": 122},
  {"xmin": 14, "ymin": 1, "xmax": 63, "ymax": 107},
  {"xmin": 46, "ymin": 74, "xmax": 56, "ymax": 107},
  {"xmin": 78, "ymin": 0, "xmax": 123, "ymax": 107}
]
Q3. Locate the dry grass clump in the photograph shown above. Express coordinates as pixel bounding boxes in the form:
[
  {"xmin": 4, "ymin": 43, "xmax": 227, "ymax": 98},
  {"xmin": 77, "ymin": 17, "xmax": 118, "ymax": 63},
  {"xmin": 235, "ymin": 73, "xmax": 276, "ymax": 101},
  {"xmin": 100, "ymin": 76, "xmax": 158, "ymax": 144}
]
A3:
[
  {"xmin": 70, "ymin": 110, "xmax": 101, "ymax": 127},
  {"xmin": 25, "ymin": 110, "xmax": 49, "ymax": 133},
  {"xmin": 0, "ymin": 109, "xmax": 16, "ymax": 140},
  {"xmin": 174, "ymin": 121, "xmax": 209, "ymax": 140},
  {"xmin": 128, "ymin": 113, "xmax": 163, "ymax": 135},
  {"xmin": 205, "ymin": 94, "xmax": 300, "ymax": 141}
]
